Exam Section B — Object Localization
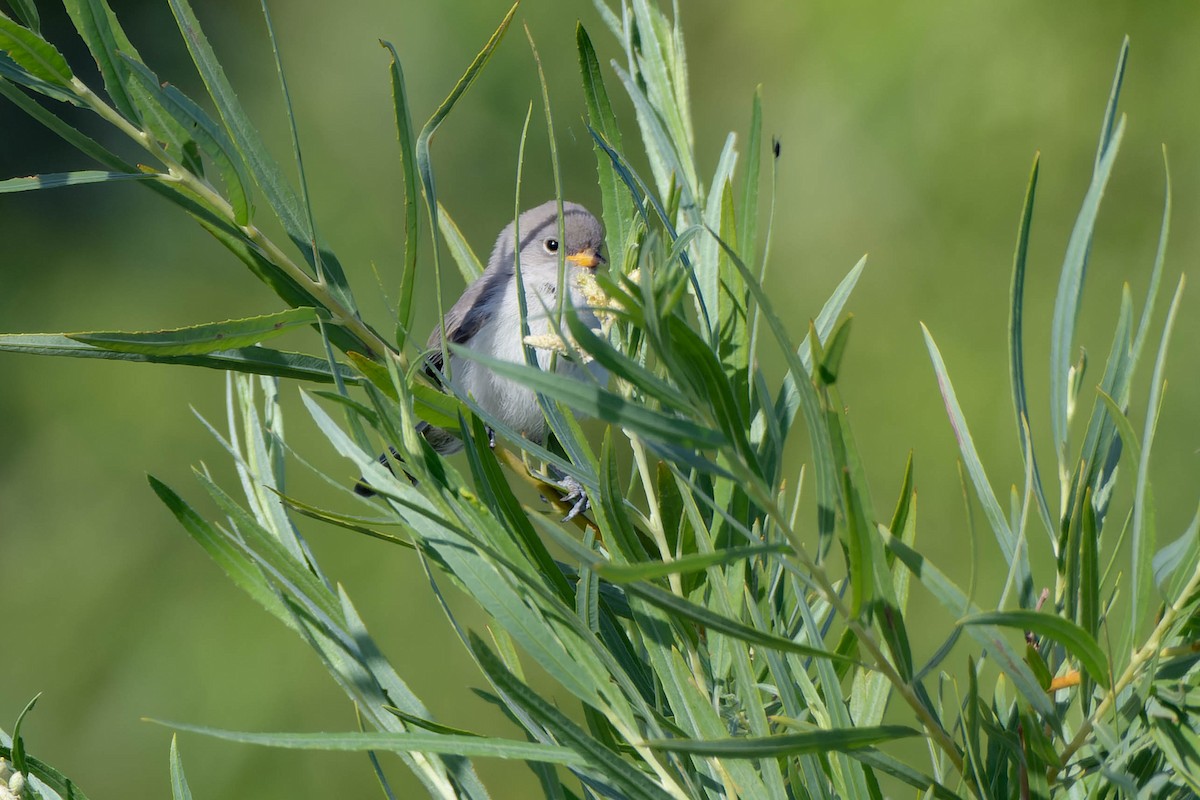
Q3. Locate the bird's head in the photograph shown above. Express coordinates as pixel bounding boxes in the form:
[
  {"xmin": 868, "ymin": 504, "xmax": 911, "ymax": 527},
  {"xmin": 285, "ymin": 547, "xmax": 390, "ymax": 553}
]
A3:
[{"xmin": 497, "ymin": 200, "xmax": 605, "ymax": 281}]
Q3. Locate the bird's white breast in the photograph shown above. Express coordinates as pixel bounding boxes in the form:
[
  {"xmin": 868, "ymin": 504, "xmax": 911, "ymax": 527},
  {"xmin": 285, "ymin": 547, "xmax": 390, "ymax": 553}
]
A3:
[{"xmin": 448, "ymin": 274, "xmax": 607, "ymax": 443}]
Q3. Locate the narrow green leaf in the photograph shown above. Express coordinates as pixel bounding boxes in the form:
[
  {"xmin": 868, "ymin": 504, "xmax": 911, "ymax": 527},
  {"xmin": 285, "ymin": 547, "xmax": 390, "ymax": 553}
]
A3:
[
  {"xmin": 662, "ymin": 314, "xmax": 756, "ymax": 467},
  {"xmin": 591, "ymin": 429, "xmax": 651, "ymax": 562},
  {"xmin": 1021, "ymin": 709, "xmax": 1055, "ymax": 798},
  {"xmin": 192, "ymin": 467, "xmax": 345, "ymax": 629},
  {"xmin": 0, "ymin": 333, "xmax": 357, "ymax": 383},
  {"xmin": 841, "ymin": 466, "xmax": 875, "ymax": 616},
  {"xmin": 1025, "ymin": 643, "xmax": 1053, "ymax": 690},
  {"xmin": 69, "ymin": 308, "xmax": 324, "ymax": 356},
  {"xmin": 697, "ymin": 134, "xmax": 738, "ymax": 322},
  {"xmin": 705, "ymin": 230, "xmax": 841, "ymax": 554},
  {"xmin": 818, "ymin": 314, "xmax": 852, "ymax": 385},
  {"xmin": 1132, "ymin": 274, "xmax": 1186, "ymax": 632},
  {"xmin": 628, "ymin": 0, "xmax": 696, "ymax": 190},
  {"xmin": 9, "ymin": 693, "xmax": 39, "ymax": 774},
  {"xmin": 1132, "ymin": 146, "xmax": 1172, "ymax": 373},
  {"xmin": 1154, "ymin": 503, "xmax": 1200, "ymax": 602},
  {"xmin": 153, "ymin": 721, "xmax": 588, "ymax": 766},
  {"xmin": 1079, "ymin": 486, "xmax": 1101, "ymax": 678},
  {"xmin": 381, "ymin": 40, "xmax": 421, "ymax": 347},
  {"xmin": 1049, "ymin": 115, "xmax": 1126, "ymax": 456},
  {"xmin": 1069, "ymin": 287, "xmax": 1134, "ymax": 545},
  {"xmin": 417, "ymin": 2, "xmax": 518, "ymax": 153},
  {"xmin": 876, "ymin": 458, "xmax": 917, "ymax": 682},
  {"xmin": 0, "ymin": 11, "xmax": 72, "ymax": 86},
  {"xmin": 577, "ymin": 22, "xmax": 633, "ymax": 268},
  {"xmin": 965, "ymin": 657, "xmax": 990, "ymax": 796},
  {"xmin": 383, "ymin": 707, "xmax": 482, "ymax": 739},
  {"xmin": 0, "ymin": 170, "xmax": 154, "ymax": 193},
  {"xmin": 5, "ymin": 0, "xmax": 38, "ymax": 33},
  {"xmin": 1008, "ymin": 153, "xmax": 1054, "ymax": 541},
  {"xmin": 452, "ymin": 344, "xmax": 725, "ymax": 449},
  {"xmin": 595, "ymin": 544, "xmax": 787, "ymax": 582},
  {"xmin": 922, "ymin": 324, "xmax": 1026, "ymax": 584},
  {"xmin": 169, "ymin": 736, "xmax": 193, "ymax": 800},
  {"xmin": 960, "ymin": 610, "xmax": 1109, "ymax": 689},
  {"xmin": 611, "ymin": 61, "xmax": 697, "ymax": 224},
  {"xmin": 271, "ymin": 490, "xmax": 414, "ymax": 549},
  {"xmin": 717, "ymin": 181, "xmax": 748, "ymax": 373},
  {"xmin": 62, "ymin": 0, "xmax": 141, "ymax": 119},
  {"xmin": 1094, "ymin": 37, "xmax": 1129, "ymax": 171},
  {"xmin": 576, "ymin": 532, "xmax": 601, "ymax": 635},
  {"xmin": 460, "ymin": 414, "xmax": 574, "ymax": 603},
  {"xmin": 624, "ymin": 580, "xmax": 850, "ymax": 661},
  {"xmin": 148, "ymin": 475, "xmax": 291, "ymax": 625},
  {"xmin": 0, "ymin": 51, "xmax": 81, "ymax": 103},
  {"xmin": 646, "ymin": 725, "xmax": 920, "ymax": 757},
  {"xmin": 739, "ymin": 85, "xmax": 762, "ymax": 267},
  {"xmin": 563, "ymin": 311, "xmax": 691, "ymax": 418},
  {"xmin": 436, "ymin": 201, "xmax": 484, "ymax": 282},
  {"xmin": 260, "ymin": 0, "xmax": 323, "ymax": 278},
  {"xmin": 774, "ymin": 254, "xmax": 866, "ymax": 438}
]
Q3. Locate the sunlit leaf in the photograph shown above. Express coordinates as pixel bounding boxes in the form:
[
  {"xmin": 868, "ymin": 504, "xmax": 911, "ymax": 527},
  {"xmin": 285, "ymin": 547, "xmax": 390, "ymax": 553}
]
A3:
[
  {"xmin": 646, "ymin": 725, "xmax": 920, "ymax": 757},
  {"xmin": 70, "ymin": 308, "xmax": 324, "ymax": 356},
  {"xmin": 0, "ymin": 11, "xmax": 71, "ymax": 86},
  {"xmin": 0, "ymin": 170, "xmax": 153, "ymax": 193},
  {"xmin": 152, "ymin": 721, "xmax": 589, "ymax": 766},
  {"xmin": 169, "ymin": 736, "xmax": 193, "ymax": 800},
  {"xmin": 0, "ymin": 333, "xmax": 357, "ymax": 383}
]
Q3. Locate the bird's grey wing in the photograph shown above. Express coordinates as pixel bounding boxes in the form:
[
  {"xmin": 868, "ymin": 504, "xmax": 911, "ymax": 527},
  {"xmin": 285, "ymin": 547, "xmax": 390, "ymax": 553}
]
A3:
[{"xmin": 423, "ymin": 265, "xmax": 511, "ymax": 380}]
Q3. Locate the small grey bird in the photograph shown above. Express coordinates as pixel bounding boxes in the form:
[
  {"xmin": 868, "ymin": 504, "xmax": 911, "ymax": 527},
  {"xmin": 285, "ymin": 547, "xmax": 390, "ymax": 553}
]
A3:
[
  {"xmin": 422, "ymin": 199, "xmax": 607, "ymax": 452},
  {"xmin": 359, "ymin": 200, "xmax": 607, "ymax": 518}
]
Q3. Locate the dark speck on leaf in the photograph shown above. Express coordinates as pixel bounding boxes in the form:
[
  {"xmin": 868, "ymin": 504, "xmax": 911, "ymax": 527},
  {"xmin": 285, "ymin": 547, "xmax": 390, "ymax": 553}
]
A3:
[{"xmin": 772, "ymin": 137, "xmax": 781, "ymax": 158}]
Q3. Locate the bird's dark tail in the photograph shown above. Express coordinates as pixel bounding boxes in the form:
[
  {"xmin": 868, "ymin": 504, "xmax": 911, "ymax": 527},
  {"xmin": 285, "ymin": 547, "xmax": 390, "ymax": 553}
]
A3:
[
  {"xmin": 353, "ymin": 423, "xmax": 469, "ymax": 496},
  {"xmin": 353, "ymin": 447, "xmax": 416, "ymax": 497}
]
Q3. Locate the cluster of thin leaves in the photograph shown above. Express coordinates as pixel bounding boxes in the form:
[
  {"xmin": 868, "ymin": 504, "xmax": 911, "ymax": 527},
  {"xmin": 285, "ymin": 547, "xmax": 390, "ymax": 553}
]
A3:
[{"xmin": 2, "ymin": 0, "xmax": 1198, "ymax": 797}]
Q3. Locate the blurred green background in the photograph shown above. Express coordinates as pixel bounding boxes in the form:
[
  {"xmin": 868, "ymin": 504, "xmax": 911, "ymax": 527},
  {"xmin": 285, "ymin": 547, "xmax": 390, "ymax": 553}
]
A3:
[{"xmin": 2, "ymin": 1, "xmax": 1198, "ymax": 797}]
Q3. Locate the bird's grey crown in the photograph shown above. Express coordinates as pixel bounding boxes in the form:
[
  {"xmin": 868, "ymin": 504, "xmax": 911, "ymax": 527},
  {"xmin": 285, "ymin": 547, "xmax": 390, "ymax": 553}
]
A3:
[{"xmin": 501, "ymin": 199, "xmax": 604, "ymax": 269}]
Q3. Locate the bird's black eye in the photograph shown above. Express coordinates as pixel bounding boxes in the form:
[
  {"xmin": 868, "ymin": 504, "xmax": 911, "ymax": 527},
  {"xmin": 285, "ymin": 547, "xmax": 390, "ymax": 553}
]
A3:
[{"xmin": 544, "ymin": 238, "xmax": 559, "ymax": 254}]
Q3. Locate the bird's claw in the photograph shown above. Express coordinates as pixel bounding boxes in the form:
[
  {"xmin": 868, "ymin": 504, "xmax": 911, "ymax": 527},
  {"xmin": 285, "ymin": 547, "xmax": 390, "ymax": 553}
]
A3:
[{"xmin": 554, "ymin": 475, "xmax": 590, "ymax": 523}]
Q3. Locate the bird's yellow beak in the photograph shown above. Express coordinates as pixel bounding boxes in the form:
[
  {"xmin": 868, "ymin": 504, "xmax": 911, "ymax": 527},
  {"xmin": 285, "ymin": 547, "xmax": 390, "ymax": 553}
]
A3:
[{"xmin": 566, "ymin": 250, "xmax": 601, "ymax": 269}]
